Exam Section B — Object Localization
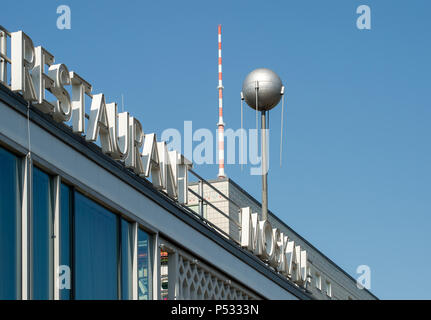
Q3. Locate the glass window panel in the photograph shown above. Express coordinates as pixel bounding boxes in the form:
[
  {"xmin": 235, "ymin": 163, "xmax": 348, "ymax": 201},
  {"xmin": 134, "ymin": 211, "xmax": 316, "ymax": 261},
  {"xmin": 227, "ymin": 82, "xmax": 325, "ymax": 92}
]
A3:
[
  {"xmin": 326, "ymin": 281, "xmax": 332, "ymax": 297},
  {"xmin": 137, "ymin": 229, "xmax": 152, "ymax": 300},
  {"xmin": 32, "ymin": 167, "xmax": 53, "ymax": 300},
  {"xmin": 0, "ymin": 147, "xmax": 20, "ymax": 299},
  {"xmin": 60, "ymin": 183, "xmax": 71, "ymax": 300},
  {"xmin": 315, "ymin": 273, "xmax": 321, "ymax": 290},
  {"xmin": 121, "ymin": 219, "xmax": 133, "ymax": 300},
  {"xmin": 160, "ymin": 250, "xmax": 169, "ymax": 300},
  {"xmin": 74, "ymin": 192, "xmax": 118, "ymax": 300}
]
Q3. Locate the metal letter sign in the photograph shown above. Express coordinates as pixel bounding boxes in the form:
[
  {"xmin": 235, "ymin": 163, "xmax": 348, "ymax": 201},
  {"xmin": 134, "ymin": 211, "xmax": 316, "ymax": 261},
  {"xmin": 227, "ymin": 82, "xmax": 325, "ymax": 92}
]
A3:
[{"xmin": 6, "ymin": 27, "xmax": 192, "ymax": 204}]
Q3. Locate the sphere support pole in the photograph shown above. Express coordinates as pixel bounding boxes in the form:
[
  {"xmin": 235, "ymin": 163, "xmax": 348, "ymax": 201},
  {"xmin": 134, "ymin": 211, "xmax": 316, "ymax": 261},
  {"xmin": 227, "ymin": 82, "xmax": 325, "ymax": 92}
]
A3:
[
  {"xmin": 261, "ymin": 110, "xmax": 268, "ymax": 221},
  {"xmin": 243, "ymin": 68, "xmax": 283, "ymax": 222}
]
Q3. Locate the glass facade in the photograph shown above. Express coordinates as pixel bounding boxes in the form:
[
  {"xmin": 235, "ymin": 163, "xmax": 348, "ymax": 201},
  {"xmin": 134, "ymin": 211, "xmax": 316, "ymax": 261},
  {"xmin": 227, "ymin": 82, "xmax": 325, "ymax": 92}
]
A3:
[
  {"xmin": 0, "ymin": 147, "xmax": 20, "ymax": 300},
  {"xmin": 32, "ymin": 167, "xmax": 53, "ymax": 300},
  {"xmin": 74, "ymin": 192, "xmax": 119, "ymax": 299},
  {"xmin": 0, "ymin": 147, "xmax": 154, "ymax": 300},
  {"xmin": 138, "ymin": 228, "xmax": 152, "ymax": 300}
]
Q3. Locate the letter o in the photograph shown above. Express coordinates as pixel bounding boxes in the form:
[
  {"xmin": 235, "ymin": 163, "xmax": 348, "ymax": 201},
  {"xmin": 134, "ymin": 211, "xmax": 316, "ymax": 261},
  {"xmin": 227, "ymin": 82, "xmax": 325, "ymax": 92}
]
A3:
[{"xmin": 260, "ymin": 220, "xmax": 275, "ymax": 261}]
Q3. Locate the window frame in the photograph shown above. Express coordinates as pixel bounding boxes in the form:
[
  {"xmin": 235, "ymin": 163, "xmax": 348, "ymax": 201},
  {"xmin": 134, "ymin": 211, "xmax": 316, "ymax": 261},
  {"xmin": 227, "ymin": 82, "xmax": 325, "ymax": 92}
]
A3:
[
  {"xmin": 325, "ymin": 280, "xmax": 332, "ymax": 298},
  {"xmin": 315, "ymin": 272, "xmax": 322, "ymax": 291}
]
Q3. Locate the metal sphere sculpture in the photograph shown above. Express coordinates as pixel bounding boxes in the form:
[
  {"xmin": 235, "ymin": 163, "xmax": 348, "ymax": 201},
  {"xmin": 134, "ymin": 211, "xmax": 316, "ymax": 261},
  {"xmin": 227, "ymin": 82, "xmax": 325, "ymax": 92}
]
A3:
[{"xmin": 242, "ymin": 68, "xmax": 283, "ymax": 111}]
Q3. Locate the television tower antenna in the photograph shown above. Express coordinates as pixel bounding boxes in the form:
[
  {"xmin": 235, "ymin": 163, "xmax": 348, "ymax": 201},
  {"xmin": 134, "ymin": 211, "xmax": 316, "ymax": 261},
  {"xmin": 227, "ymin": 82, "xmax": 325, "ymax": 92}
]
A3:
[{"xmin": 217, "ymin": 25, "xmax": 226, "ymax": 178}]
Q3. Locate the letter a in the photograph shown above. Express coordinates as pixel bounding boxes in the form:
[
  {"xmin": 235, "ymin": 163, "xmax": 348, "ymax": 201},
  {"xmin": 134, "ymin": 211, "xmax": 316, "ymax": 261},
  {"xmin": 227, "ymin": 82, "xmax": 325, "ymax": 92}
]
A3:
[{"xmin": 356, "ymin": 5, "xmax": 371, "ymax": 30}]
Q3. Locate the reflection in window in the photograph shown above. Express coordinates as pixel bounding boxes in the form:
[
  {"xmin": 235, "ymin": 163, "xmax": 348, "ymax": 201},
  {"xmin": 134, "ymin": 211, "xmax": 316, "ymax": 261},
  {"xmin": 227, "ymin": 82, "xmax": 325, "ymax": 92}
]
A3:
[
  {"xmin": 121, "ymin": 219, "xmax": 133, "ymax": 300},
  {"xmin": 74, "ymin": 192, "xmax": 118, "ymax": 300},
  {"xmin": 60, "ymin": 184, "xmax": 72, "ymax": 300},
  {"xmin": 138, "ymin": 229, "xmax": 152, "ymax": 300},
  {"xmin": 161, "ymin": 250, "xmax": 169, "ymax": 300},
  {"xmin": 0, "ymin": 147, "xmax": 20, "ymax": 299},
  {"xmin": 32, "ymin": 167, "xmax": 53, "ymax": 300}
]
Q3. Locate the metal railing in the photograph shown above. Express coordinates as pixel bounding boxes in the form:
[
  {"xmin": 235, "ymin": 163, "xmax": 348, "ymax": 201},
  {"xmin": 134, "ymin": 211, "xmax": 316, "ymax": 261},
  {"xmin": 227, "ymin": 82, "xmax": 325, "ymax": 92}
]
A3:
[
  {"xmin": 187, "ymin": 168, "xmax": 242, "ymax": 245},
  {"xmin": 0, "ymin": 25, "xmax": 11, "ymax": 88}
]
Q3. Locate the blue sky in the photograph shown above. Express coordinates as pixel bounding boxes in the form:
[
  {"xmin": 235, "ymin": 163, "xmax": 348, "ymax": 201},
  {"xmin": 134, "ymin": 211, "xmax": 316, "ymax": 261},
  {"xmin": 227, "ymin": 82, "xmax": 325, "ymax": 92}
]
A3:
[{"xmin": 2, "ymin": 0, "xmax": 431, "ymax": 299}]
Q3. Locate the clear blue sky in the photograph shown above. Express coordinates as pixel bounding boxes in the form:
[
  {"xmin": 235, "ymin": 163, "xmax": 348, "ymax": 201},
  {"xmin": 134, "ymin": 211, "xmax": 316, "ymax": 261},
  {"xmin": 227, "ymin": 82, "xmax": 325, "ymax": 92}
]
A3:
[{"xmin": 2, "ymin": 0, "xmax": 430, "ymax": 299}]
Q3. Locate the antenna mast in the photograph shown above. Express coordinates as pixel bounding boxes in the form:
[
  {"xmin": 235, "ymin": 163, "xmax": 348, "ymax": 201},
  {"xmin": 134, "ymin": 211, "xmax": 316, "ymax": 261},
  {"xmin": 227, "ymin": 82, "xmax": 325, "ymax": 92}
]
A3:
[{"xmin": 217, "ymin": 24, "xmax": 226, "ymax": 178}]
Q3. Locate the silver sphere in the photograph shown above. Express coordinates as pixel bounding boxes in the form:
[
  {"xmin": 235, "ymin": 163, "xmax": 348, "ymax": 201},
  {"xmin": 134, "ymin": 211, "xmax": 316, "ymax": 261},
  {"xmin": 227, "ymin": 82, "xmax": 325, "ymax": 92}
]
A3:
[{"xmin": 242, "ymin": 68, "xmax": 283, "ymax": 111}]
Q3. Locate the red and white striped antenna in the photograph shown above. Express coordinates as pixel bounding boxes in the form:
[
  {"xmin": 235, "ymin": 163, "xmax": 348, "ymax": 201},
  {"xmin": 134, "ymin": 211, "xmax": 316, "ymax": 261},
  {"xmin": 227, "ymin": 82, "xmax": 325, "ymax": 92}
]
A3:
[{"xmin": 217, "ymin": 24, "xmax": 226, "ymax": 178}]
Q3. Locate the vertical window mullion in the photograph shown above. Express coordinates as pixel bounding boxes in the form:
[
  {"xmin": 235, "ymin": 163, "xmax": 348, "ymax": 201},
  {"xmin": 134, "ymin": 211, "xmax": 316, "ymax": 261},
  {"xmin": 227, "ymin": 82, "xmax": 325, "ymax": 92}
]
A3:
[
  {"xmin": 131, "ymin": 222, "xmax": 138, "ymax": 300},
  {"xmin": 21, "ymin": 155, "xmax": 31, "ymax": 300},
  {"xmin": 52, "ymin": 176, "xmax": 61, "ymax": 300},
  {"xmin": 15, "ymin": 152, "xmax": 22, "ymax": 300}
]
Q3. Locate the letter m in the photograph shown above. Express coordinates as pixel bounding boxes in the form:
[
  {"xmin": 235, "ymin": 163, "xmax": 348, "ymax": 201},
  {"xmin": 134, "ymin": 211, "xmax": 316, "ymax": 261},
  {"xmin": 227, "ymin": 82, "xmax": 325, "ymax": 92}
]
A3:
[{"xmin": 240, "ymin": 207, "xmax": 262, "ymax": 255}]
